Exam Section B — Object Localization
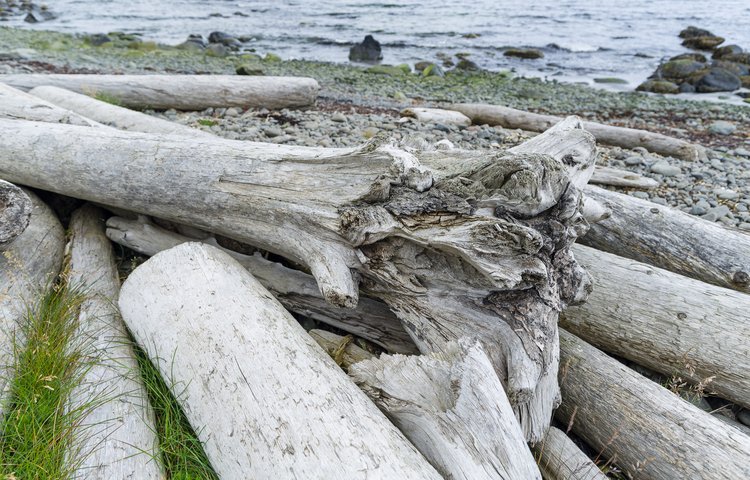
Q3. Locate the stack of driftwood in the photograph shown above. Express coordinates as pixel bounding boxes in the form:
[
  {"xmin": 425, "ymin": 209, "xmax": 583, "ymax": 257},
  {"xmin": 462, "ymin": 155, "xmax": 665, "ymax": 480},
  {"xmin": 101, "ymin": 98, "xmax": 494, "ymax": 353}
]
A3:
[{"xmin": 0, "ymin": 75, "xmax": 749, "ymax": 480}]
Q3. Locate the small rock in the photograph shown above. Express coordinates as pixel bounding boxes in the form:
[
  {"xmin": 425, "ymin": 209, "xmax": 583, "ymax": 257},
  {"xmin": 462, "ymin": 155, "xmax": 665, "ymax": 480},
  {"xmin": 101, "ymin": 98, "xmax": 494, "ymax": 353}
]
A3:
[
  {"xmin": 24, "ymin": 8, "xmax": 55, "ymax": 23},
  {"xmin": 205, "ymin": 43, "xmax": 228, "ymax": 57},
  {"xmin": 593, "ymin": 77, "xmax": 628, "ymax": 84},
  {"xmin": 713, "ymin": 44, "xmax": 744, "ymax": 59},
  {"xmin": 702, "ymin": 205, "xmax": 731, "ymax": 222},
  {"xmin": 349, "ymin": 35, "xmax": 382, "ymax": 63},
  {"xmin": 679, "ymin": 26, "xmax": 715, "ymax": 39},
  {"xmin": 716, "ymin": 188, "xmax": 739, "ymax": 200},
  {"xmin": 87, "ymin": 34, "xmax": 112, "ymax": 47},
  {"xmin": 362, "ymin": 126, "xmax": 379, "ymax": 139},
  {"xmin": 262, "ymin": 126, "xmax": 283, "ymax": 138},
  {"xmin": 503, "ymin": 48, "xmax": 544, "ymax": 59},
  {"xmin": 235, "ymin": 64, "xmax": 264, "ymax": 76},
  {"xmin": 455, "ymin": 58, "xmax": 480, "ymax": 71},
  {"xmin": 331, "ymin": 112, "xmax": 347, "ymax": 123},
  {"xmin": 650, "ymin": 160, "xmax": 681, "ymax": 176},
  {"xmin": 422, "ymin": 63, "xmax": 445, "ymax": 77},
  {"xmin": 636, "ymin": 79, "xmax": 679, "ymax": 94},
  {"xmin": 624, "ymin": 155, "xmax": 644, "ymax": 166},
  {"xmin": 734, "ymin": 147, "xmax": 750, "ymax": 157},
  {"xmin": 631, "ymin": 191, "xmax": 650, "ymax": 200},
  {"xmin": 708, "ymin": 120, "xmax": 737, "ymax": 135},
  {"xmin": 682, "ymin": 35, "xmax": 724, "ymax": 51},
  {"xmin": 224, "ymin": 108, "xmax": 240, "ymax": 117}
]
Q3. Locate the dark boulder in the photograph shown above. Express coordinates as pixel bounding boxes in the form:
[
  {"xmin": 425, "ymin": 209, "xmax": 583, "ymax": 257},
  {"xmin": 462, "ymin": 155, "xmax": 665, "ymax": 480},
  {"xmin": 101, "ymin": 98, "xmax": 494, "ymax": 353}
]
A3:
[
  {"xmin": 636, "ymin": 79, "xmax": 680, "ymax": 94},
  {"xmin": 86, "ymin": 34, "xmax": 112, "ymax": 47},
  {"xmin": 503, "ymin": 48, "xmax": 544, "ymax": 59},
  {"xmin": 713, "ymin": 45, "xmax": 743, "ymax": 59},
  {"xmin": 208, "ymin": 31, "xmax": 242, "ymax": 48},
  {"xmin": 679, "ymin": 82, "xmax": 696, "ymax": 93},
  {"xmin": 455, "ymin": 58, "xmax": 480, "ymax": 71},
  {"xmin": 668, "ymin": 53, "xmax": 707, "ymax": 63},
  {"xmin": 656, "ymin": 59, "xmax": 706, "ymax": 81},
  {"xmin": 679, "ymin": 26, "xmax": 715, "ymax": 38},
  {"xmin": 682, "ymin": 36, "xmax": 725, "ymax": 50},
  {"xmin": 177, "ymin": 34, "xmax": 207, "ymax": 50},
  {"xmin": 711, "ymin": 60, "xmax": 749, "ymax": 77},
  {"xmin": 690, "ymin": 68, "xmax": 741, "ymax": 92},
  {"xmin": 24, "ymin": 7, "xmax": 55, "ymax": 23},
  {"xmin": 349, "ymin": 35, "xmax": 382, "ymax": 63},
  {"xmin": 721, "ymin": 53, "xmax": 750, "ymax": 65}
]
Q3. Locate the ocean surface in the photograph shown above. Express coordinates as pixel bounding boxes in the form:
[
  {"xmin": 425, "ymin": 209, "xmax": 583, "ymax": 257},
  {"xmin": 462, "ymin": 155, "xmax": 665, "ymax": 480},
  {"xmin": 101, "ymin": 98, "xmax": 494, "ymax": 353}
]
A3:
[{"xmin": 7, "ymin": 0, "xmax": 750, "ymax": 90}]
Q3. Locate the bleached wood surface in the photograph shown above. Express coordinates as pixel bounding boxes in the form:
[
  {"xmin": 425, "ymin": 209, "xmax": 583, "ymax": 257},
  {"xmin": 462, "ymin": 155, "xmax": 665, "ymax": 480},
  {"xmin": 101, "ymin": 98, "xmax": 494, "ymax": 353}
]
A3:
[
  {"xmin": 401, "ymin": 107, "xmax": 472, "ymax": 126},
  {"xmin": 582, "ymin": 185, "xmax": 750, "ymax": 293},
  {"xmin": 564, "ymin": 244, "xmax": 750, "ymax": 409},
  {"xmin": 449, "ymin": 102, "xmax": 707, "ymax": 161},
  {"xmin": 0, "ymin": 74, "xmax": 320, "ymax": 110},
  {"xmin": 0, "ymin": 179, "xmax": 32, "ymax": 250},
  {"xmin": 0, "ymin": 82, "xmax": 100, "ymax": 126},
  {"xmin": 557, "ymin": 330, "xmax": 750, "ymax": 480},
  {"xmin": 29, "ymin": 85, "xmax": 213, "ymax": 137},
  {"xmin": 533, "ymin": 427, "xmax": 606, "ymax": 480},
  {"xmin": 67, "ymin": 205, "xmax": 162, "ymax": 479},
  {"xmin": 119, "ymin": 242, "xmax": 441, "ymax": 479},
  {"xmin": 0, "ymin": 191, "xmax": 64, "ymax": 418},
  {"xmin": 589, "ymin": 165, "xmax": 659, "ymax": 189}
]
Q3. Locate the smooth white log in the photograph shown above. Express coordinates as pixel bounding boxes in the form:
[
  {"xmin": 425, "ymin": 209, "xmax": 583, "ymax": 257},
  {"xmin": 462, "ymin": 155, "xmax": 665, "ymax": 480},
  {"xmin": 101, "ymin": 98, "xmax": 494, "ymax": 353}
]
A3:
[
  {"xmin": 401, "ymin": 107, "xmax": 472, "ymax": 126},
  {"xmin": 449, "ymin": 102, "xmax": 707, "ymax": 161},
  {"xmin": 533, "ymin": 427, "xmax": 606, "ymax": 480},
  {"xmin": 0, "ymin": 191, "xmax": 64, "ymax": 418},
  {"xmin": 67, "ymin": 205, "xmax": 162, "ymax": 479},
  {"xmin": 0, "ymin": 179, "xmax": 32, "ymax": 250},
  {"xmin": 0, "ymin": 74, "xmax": 320, "ymax": 110},
  {"xmin": 351, "ymin": 341, "xmax": 542, "ymax": 480},
  {"xmin": 29, "ymin": 86, "xmax": 214, "ymax": 137},
  {"xmin": 582, "ymin": 185, "xmax": 750, "ymax": 293},
  {"xmin": 557, "ymin": 330, "xmax": 750, "ymax": 480},
  {"xmin": 564, "ymin": 244, "xmax": 750, "ymax": 409},
  {"xmin": 119, "ymin": 242, "xmax": 441, "ymax": 479},
  {"xmin": 589, "ymin": 165, "xmax": 658, "ymax": 189},
  {"xmin": 0, "ymin": 82, "xmax": 101, "ymax": 126}
]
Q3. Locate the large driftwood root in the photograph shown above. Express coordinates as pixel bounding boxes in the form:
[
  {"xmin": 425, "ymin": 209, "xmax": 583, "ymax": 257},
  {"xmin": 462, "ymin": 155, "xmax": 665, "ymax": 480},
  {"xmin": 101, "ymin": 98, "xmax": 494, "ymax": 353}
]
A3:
[
  {"xmin": 0, "ymin": 114, "xmax": 596, "ymax": 441},
  {"xmin": 119, "ymin": 242, "xmax": 442, "ymax": 479},
  {"xmin": 0, "ymin": 178, "xmax": 32, "ymax": 250},
  {"xmin": 67, "ymin": 205, "xmax": 162, "ymax": 479}
]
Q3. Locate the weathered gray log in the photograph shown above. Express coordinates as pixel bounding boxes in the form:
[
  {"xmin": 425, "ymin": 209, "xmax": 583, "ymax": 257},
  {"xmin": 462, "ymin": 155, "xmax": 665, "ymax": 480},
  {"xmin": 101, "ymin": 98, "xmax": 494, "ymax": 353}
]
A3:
[
  {"xmin": 589, "ymin": 165, "xmax": 658, "ymax": 189},
  {"xmin": 67, "ymin": 205, "xmax": 162, "ymax": 479},
  {"xmin": 449, "ymin": 102, "xmax": 707, "ymax": 161},
  {"xmin": 0, "ymin": 179, "xmax": 32, "ymax": 250},
  {"xmin": 0, "ymin": 116, "xmax": 596, "ymax": 441},
  {"xmin": 28, "ymin": 85, "xmax": 213, "ymax": 137},
  {"xmin": 119, "ymin": 242, "xmax": 442, "ymax": 479},
  {"xmin": 0, "ymin": 191, "xmax": 64, "ymax": 418},
  {"xmin": 581, "ymin": 185, "xmax": 750, "ymax": 293},
  {"xmin": 105, "ymin": 216, "xmax": 418, "ymax": 354},
  {"xmin": 0, "ymin": 82, "xmax": 101, "ymax": 126},
  {"xmin": 563, "ymin": 243, "xmax": 750, "ymax": 409},
  {"xmin": 0, "ymin": 74, "xmax": 320, "ymax": 110},
  {"xmin": 533, "ymin": 427, "xmax": 606, "ymax": 480},
  {"xmin": 557, "ymin": 330, "xmax": 750, "ymax": 480},
  {"xmin": 351, "ymin": 341, "xmax": 542, "ymax": 480},
  {"xmin": 401, "ymin": 107, "xmax": 472, "ymax": 126}
]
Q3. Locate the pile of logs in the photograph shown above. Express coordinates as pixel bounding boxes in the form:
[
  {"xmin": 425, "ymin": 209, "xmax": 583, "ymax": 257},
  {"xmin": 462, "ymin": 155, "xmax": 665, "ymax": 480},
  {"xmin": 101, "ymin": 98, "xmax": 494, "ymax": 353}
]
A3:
[{"xmin": 0, "ymin": 76, "xmax": 749, "ymax": 479}]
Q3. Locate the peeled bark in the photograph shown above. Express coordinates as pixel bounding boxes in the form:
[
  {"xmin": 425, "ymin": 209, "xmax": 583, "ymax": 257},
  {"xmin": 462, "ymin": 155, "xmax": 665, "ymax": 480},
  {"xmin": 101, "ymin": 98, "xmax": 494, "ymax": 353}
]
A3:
[
  {"xmin": 0, "ymin": 74, "xmax": 320, "ymax": 110},
  {"xmin": 0, "ymin": 178, "xmax": 32, "ymax": 250},
  {"xmin": 0, "ymin": 82, "xmax": 100, "ymax": 126},
  {"xmin": 533, "ymin": 427, "xmax": 606, "ymax": 480},
  {"xmin": 589, "ymin": 165, "xmax": 658, "ymax": 189},
  {"xmin": 28, "ymin": 85, "xmax": 213, "ymax": 137},
  {"xmin": 581, "ymin": 185, "xmax": 750, "ymax": 293},
  {"xmin": 351, "ymin": 341, "xmax": 542, "ymax": 480},
  {"xmin": 557, "ymin": 330, "xmax": 750, "ymax": 480},
  {"xmin": 0, "ymin": 115, "xmax": 596, "ymax": 441},
  {"xmin": 449, "ymin": 102, "xmax": 707, "ymax": 161},
  {"xmin": 0, "ymin": 191, "xmax": 64, "ymax": 418},
  {"xmin": 563, "ymin": 244, "xmax": 750, "ymax": 409},
  {"xmin": 67, "ymin": 205, "xmax": 162, "ymax": 479},
  {"xmin": 119, "ymin": 242, "xmax": 442, "ymax": 479}
]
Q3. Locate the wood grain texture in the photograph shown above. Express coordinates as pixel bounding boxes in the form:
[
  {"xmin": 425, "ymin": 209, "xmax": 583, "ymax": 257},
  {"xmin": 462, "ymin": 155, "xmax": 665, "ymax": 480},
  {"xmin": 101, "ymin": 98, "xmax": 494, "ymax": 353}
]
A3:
[
  {"xmin": 557, "ymin": 330, "xmax": 750, "ymax": 480},
  {"xmin": 67, "ymin": 205, "xmax": 163, "ymax": 479},
  {"xmin": 1, "ymin": 74, "xmax": 319, "ymax": 110},
  {"xmin": 119, "ymin": 242, "xmax": 441, "ymax": 479},
  {"xmin": 0, "ymin": 82, "xmax": 101, "ymax": 126},
  {"xmin": 533, "ymin": 427, "xmax": 606, "ymax": 480},
  {"xmin": 581, "ymin": 185, "xmax": 750, "ymax": 293},
  {"xmin": 589, "ymin": 165, "xmax": 658, "ymax": 190},
  {"xmin": 0, "ymin": 179, "xmax": 32, "ymax": 250}
]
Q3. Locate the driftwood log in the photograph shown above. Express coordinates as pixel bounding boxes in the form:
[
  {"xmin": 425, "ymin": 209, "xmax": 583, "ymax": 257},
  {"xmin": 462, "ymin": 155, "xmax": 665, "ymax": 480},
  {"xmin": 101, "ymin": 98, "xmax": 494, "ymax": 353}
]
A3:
[
  {"xmin": 557, "ymin": 330, "xmax": 750, "ymax": 480},
  {"xmin": 533, "ymin": 427, "xmax": 606, "ymax": 480},
  {"xmin": 67, "ymin": 205, "xmax": 162, "ymax": 479},
  {"xmin": 119, "ymin": 242, "xmax": 442, "ymax": 479},
  {"xmin": 28, "ymin": 85, "xmax": 214, "ymax": 137},
  {"xmin": 401, "ymin": 107, "xmax": 472, "ymax": 126},
  {"xmin": 0, "ymin": 114, "xmax": 597, "ymax": 441},
  {"xmin": 582, "ymin": 185, "xmax": 750, "ymax": 293},
  {"xmin": 0, "ymin": 190, "xmax": 64, "ymax": 418},
  {"xmin": 589, "ymin": 165, "xmax": 658, "ymax": 190},
  {"xmin": 0, "ymin": 179, "xmax": 32, "ymax": 249},
  {"xmin": 563, "ymin": 244, "xmax": 750, "ymax": 409},
  {"xmin": 449, "ymin": 102, "xmax": 707, "ymax": 161},
  {"xmin": 0, "ymin": 74, "xmax": 320, "ymax": 110},
  {"xmin": 0, "ymin": 82, "xmax": 100, "ymax": 126}
]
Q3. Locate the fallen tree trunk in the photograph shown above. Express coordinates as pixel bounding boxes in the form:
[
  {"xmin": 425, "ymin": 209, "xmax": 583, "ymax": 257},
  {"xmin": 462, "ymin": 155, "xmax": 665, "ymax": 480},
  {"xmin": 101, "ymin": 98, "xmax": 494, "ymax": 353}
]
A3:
[
  {"xmin": 556, "ymin": 330, "xmax": 750, "ymax": 480},
  {"xmin": 563, "ymin": 244, "xmax": 750, "ymax": 409},
  {"xmin": 0, "ymin": 74, "xmax": 320, "ymax": 110},
  {"xmin": 449, "ymin": 103, "xmax": 707, "ymax": 161},
  {"xmin": 28, "ymin": 85, "xmax": 214, "ymax": 137},
  {"xmin": 0, "ymin": 190, "xmax": 65, "ymax": 419},
  {"xmin": 581, "ymin": 185, "xmax": 750, "ymax": 293},
  {"xmin": 0, "ymin": 82, "xmax": 101, "ymax": 126},
  {"xmin": 119, "ymin": 242, "xmax": 442, "ymax": 479},
  {"xmin": 0, "ymin": 115, "xmax": 596, "ymax": 441},
  {"xmin": 589, "ymin": 165, "xmax": 658, "ymax": 189},
  {"xmin": 104, "ymin": 216, "xmax": 418, "ymax": 354},
  {"xmin": 67, "ymin": 205, "xmax": 162, "ymax": 479},
  {"xmin": 533, "ymin": 427, "xmax": 606, "ymax": 480},
  {"xmin": 351, "ymin": 341, "xmax": 543, "ymax": 480},
  {"xmin": 401, "ymin": 107, "xmax": 472, "ymax": 126},
  {"xmin": 0, "ymin": 178, "xmax": 32, "ymax": 249}
]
